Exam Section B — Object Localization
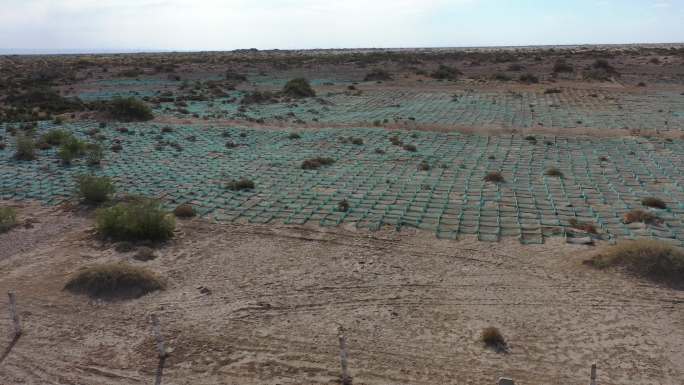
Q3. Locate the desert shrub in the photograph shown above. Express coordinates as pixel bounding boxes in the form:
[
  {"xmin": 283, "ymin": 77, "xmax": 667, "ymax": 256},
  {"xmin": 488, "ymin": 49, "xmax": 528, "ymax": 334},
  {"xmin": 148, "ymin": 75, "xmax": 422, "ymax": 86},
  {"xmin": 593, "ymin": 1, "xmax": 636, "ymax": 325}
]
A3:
[
  {"xmin": 493, "ymin": 73, "xmax": 512, "ymax": 81},
  {"xmin": 351, "ymin": 137, "xmax": 364, "ymax": 145},
  {"xmin": 64, "ymin": 263, "xmax": 164, "ymax": 299},
  {"xmin": 226, "ymin": 178, "xmax": 255, "ymax": 191},
  {"xmin": 418, "ymin": 161, "xmax": 430, "ymax": 171},
  {"xmin": 544, "ymin": 167, "xmax": 563, "ymax": 178},
  {"xmin": 301, "ymin": 157, "xmax": 335, "ymax": 170},
  {"xmin": 106, "ymin": 97, "xmax": 154, "ymax": 121},
  {"xmin": 568, "ymin": 218, "xmax": 598, "ymax": 234},
  {"xmin": 507, "ymin": 63, "xmax": 524, "ymax": 71},
  {"xmin": 173, "ymin": 204, "xmax": 196, "ymax": 218},
  {"xmin": 484, "ymin": 171, "xmax": 505, "ymax": 183},
  {"xmin": 283, "ymin": 78, "xmax": 316, "ymax": 98},
  {"xmin": 481, "ymin": 327, "xmax": 508, "ymax": 352},
  {"xmin": 57, "ymin": 137, "xmax": 87, "ymax": 164},
  {"xmin": 85, "ymin": 143, "xmax": 104, "ymax": 165},
  {"xmin": 41, "ymin": 129, "xmax": 72, "ymax": 146},
  {"xmin": 225, "ymin": 69, "xmax": 247, "ymax": 82},
  {"xmin": 337, "ymin": 199, "xmax": 350, "ymax": 212},
  {"xmin": 403, "ymin": 144, "xmax": 417, "ymax": 152},
  {"xmin": 133, "ymin": 246, "xmax": 157, "ymax": 261},
  {"xmin": 524, "ymin": 135, "xmax": 537, "ymax": 144},
  {"xmin": 96, "ymin": 199, "xmax": 175, "ymax": 241},
  {"xmin": 583, "ymin": 59, "xmax": 619, "ymax": 81},
  {"xmin": 77, "ymin": 175, "xmax": 115, "ymax": 204},
  {"xmin": 642, "ymin": 197, "xmax": 667, "ymax": 209},
  {"xmin": 3, "ymin": 87, "xmax": 82, "ymax": 122},
  {"xmin": 0, "ymin": 206, "xmax": 17, "ymax": 233},
  {"xmin": 389, "ymin": 136, "xmax": 403, "ymax": 146},
  {"xmin": 430, "ymin": 65, "xmax": 462, "ymax": 80},
  {"xmin": 364, "ymin": 69, "xmax": 393, "ymax": 82},
  {"xmin": 544, "ymin": 88, "xmax": 562, "ymax": 94},
  {"xmin": 519, "ymin": 73, "xmax": 539, "ymax": 84},
  {"xmin": 288, "ymin": 132, "xmax": 301, "ymax": 139},
  {"xmin": 14, "ymin": 135, "xmax": 36, "ymax": 160},
  {"xmin": 623, "ymin": 209, "xmax": 658, "ymax": 225},
  {"xmin": 585, "ymin": 240, "xmax": 684, "ymax": 285},
  {"xmin": 552, "ymin": 60, "xmax": 574, "ymax": 73},
  {"xmin": 241, "ymin": 91, "xmax": 278, "ymax": 105}
]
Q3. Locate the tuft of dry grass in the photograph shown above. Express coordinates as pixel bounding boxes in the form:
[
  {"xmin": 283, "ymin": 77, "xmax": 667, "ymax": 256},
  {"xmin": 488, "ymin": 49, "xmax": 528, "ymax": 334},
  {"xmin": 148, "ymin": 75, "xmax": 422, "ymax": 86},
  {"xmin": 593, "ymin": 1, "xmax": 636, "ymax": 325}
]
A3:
[
  {"xmin": 584, "ymin": 240, "xmax": 684, "ymax": 286},
  {"xmin": 483, "ymin": 171, "xmax": 505, "ymax": 183},
  {"xmin": 622, "ymin": 209, "xmax": 659, "ymax": 225},
  {"xmin": 568, "ymin": 218, "xmax": 598, "ymax": 234},
  {"xmin": 301, "ymin": 157, "xmax": 335, "ymax": 170},
  {"xmin": 64, "ymin": 263, "xmax": 165, "ymax": 299},
  {"xmin": 173, "ymin": 204, "xmax": 196, "ymax": 218},
  {"xmin": 544, "ymin": 167, "xmax": 563, "ymax": 178},
  {"xmin": 481, "ymin": 327, "xmax": 508, "ymax": 352},
  {"xmin": 226, "ymin": 178, "xmax": 255, "ymax": 191},
  {"xmin": 641, "ymin": 197, "xmax": 667, "ymax": 209},
  {"xmin": 337, "ymin": 199, "xmax": 350, "ymax": 213},
  {"xmin": 0, "ymin": 206, "xmax": 17, "ymax": 233}
]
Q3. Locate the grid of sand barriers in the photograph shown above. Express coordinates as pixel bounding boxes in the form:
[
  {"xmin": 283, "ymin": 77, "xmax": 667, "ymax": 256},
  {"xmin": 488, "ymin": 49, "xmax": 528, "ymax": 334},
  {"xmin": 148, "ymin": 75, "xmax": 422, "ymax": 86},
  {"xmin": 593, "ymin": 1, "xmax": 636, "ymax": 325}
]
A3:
[{"xmin": 1, "ymin": 122, "xmax": 684, "ymax": 245}]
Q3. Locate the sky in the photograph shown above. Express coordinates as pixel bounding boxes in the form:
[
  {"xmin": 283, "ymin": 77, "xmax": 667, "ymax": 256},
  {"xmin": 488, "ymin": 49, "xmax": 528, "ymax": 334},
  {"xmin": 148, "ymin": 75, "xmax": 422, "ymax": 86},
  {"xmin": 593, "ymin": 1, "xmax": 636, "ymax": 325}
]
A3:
[{"xmin": 1, "ymin": 0, "xmax": 683, "ymax": 53}]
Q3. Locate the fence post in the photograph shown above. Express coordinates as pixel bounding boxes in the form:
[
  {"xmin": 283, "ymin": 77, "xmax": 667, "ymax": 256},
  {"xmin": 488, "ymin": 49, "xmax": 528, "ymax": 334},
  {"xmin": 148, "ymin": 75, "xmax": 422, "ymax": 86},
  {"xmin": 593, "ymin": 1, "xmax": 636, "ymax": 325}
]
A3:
[
  {"xmin": 590, "ymin": 363, "xmax": 597, "ymax": 385},
  {"xmin": 338, "ymin": 327, "xmax": 351, "ymax": 385},
  {"xmin": 7, "ymin": 292, "xmax": 21, "ymax": 338}
]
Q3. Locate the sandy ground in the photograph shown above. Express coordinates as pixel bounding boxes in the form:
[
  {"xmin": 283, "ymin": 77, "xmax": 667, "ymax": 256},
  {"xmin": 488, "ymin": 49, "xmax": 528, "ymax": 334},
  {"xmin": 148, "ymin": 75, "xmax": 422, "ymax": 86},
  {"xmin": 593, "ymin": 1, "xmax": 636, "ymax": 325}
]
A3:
[{"xmin": 0, "ymin": 202, "xmax": 682, "ymax": 385}]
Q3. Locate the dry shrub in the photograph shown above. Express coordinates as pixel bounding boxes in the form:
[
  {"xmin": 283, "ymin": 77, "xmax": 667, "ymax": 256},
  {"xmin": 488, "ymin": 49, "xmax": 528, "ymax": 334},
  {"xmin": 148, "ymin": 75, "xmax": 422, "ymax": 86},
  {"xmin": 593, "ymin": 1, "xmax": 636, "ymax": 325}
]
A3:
[
  {"xmin": 0, "ymin": 206, "xmax": 17, "ymax": 233},
  {"xmin": 568, "ymin": 218, "xmax": 597, "ymax": 234},
  {"xmin": 65, "ymin": 263, "xmax": 164, "ymax": 299},
  {"xmin": 622, "ymin": 209, "xmax": 658, "ymax": 225},
  {"xmin": 483, "ymin": 171, "xmax": 504, "ymax": 183},
  {"xmin": 585, "ymin": 240, "xmax": 684, "ymax": 286},
  {"xmin": 301, "ymin": 157, "xmax": 335, "ymax": 170},
  {"xmin": 545, "ymin": 167, "xmax": 563, "ymax": 178},
  {"xmin": 173, "ymin": 204, "xmax": 196, "ymax": 218},
  {"xmin": 96, "ymin": 199, "xmax": 175, "ymax": 241},
  {"xmin": 481, "ymin": 327, "xmax": 508, "ymax": 352},
  {"xmin": 642, "ymin": 197, "xmax": 666, "ymax": 209},
  {"xmin": 226, "ymin": 178, "xmax": 255, "ymax": 191}
]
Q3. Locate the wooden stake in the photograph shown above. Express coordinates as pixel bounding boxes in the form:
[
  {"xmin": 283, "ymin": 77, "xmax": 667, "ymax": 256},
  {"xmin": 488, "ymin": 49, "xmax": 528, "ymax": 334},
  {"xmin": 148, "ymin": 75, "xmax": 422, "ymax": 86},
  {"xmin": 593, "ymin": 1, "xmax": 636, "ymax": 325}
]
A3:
[
  {"xmin": 151, "ymin": 314, "xmax": 166, "ymax": 358},
  {"xmin": 7, "ymin": 292, "xmax": 21, "ymax": 338},
  {"xmin": 338, "ymin": 327, "xmax": 351, "ymax": 385},
  {"xmin": 590, "ymin": 363, "xmax": 597, "ymax": 385}
]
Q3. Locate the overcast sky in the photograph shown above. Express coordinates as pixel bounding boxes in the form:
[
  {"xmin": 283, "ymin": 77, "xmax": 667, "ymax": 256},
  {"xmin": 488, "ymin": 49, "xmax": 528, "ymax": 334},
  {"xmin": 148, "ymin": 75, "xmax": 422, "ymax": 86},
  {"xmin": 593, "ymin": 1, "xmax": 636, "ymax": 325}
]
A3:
[{"xmin": 1, "ymin": 0, "xmax": 683, "ymax": 53}]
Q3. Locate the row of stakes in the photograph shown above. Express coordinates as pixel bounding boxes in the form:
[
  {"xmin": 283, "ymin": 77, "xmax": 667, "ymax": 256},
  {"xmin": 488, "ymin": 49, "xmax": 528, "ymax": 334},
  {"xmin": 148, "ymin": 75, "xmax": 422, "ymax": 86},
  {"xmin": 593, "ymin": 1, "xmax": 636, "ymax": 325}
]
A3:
[{"xmin": 3, "ymin": 292, "xmax": 600, "ymax": 385}]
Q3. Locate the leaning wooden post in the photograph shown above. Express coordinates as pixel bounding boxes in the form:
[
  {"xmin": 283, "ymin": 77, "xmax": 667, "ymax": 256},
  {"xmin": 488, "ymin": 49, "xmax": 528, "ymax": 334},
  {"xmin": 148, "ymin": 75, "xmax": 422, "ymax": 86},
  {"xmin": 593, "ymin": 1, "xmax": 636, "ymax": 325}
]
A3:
[
  {"xmin": 7, "ymin": 292, "xmax": 21, "ymax": 338},
  {"xmin": 590, "ymin": 363, "xmax": 597, "ymax": 385},
  {"xmin": 151, "ymin": 314, "xmax": 167, "ymax": 358},
  {"xmin": 338, "ymin": 326, "xmax": 351, "ymax": 385}
]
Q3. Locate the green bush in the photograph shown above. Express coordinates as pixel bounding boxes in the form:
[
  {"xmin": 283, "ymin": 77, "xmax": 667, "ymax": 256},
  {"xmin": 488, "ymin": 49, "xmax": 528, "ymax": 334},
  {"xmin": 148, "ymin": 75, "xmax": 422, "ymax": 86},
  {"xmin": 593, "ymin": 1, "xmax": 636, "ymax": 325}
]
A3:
[
  {"xmin": 14, "ymin": 135, "xmax": 36, "ymax": 160},
  {"xmin": 0, "ymin": 206, "xmax": 17, "ymax": 233},
  {"xmin": 283, "ymin": 78, "xmax": 316, "ymax": 98},
  {"xmin": 57, "ymin": 137, "xmax": 87, "ymax": 164},
  {"xmin": 77, "ymin": 175, "xmax": 115, "ymax": 204},
  {"xmin": 96, "ymin": 199, "xmax": 175, "ymax": 241},
  {"xmin": 107, "ymin": 97, "xmax": 154, "ymax": 121},
  {"xmin": 85, "ymin": 143, "xmax": 104, "ymax": 165},
  {"xmin": 41, "ymin": 129, "xmax": 72, "ymax": 146}
]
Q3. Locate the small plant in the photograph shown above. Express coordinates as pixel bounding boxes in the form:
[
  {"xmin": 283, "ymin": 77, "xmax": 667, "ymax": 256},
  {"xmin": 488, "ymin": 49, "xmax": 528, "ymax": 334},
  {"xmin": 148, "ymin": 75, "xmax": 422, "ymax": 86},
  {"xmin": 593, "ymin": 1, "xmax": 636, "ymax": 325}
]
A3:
[
  {"xmin": 364, "ymin": 69, "xmax": 393, "ymax": 82},
  {"xmin": 226, "ymin": 178, "xmax": 255, "ymax": 191},
  {"xmin": 481, "ymin": 327, "xmax": 508, "ymax": 352},
  {"xmin": 241, "ymin": 90, "xmax": 278, "ymax": 105},
  {"xmin": 106, "ymin": 97, "xmax": 154, "ymax": 121},
  {"xmin": 524, "ymin": 135, "xmax": 537, "ymax": 144},
  {"xmin": 14, "ymin": 135, "xmax": 36, "ymax": 160},
  {"xmin": 544, "ymin": 167, "xmax": 563, "ymax": 178},
  {"xmin": 351, "ymin": 137, "xmax": 364, "ymax": 145},
  {"xmin": 519, "ymin": 73, "xmax": 539, "ymax": 84},
  {"xmin": 493, "ymin": 73, "xmax": 512, "ymax": 81},
  {"xmin": 96, "ymin": 199, "xmax": 175, "ymax": 241},
  {"xmin": 0, "ymin": 206, "xmax": 17, "ymax": 233},
  {"xmin": 622, "ymin": 209, "xmax": 659, "ymax": 225},
  {"xmin": 642, "ymin": 197, "xmax": 666, "ymax": 209},
  {"xmin": 85, "ymin": 143, "xmax": 104, "ymax": 165},
  {"xmin": 544, "ymin": 88, "xmax": 562, "ymax": 94},
  {"xmin": 57, "ymin": 137, "xmax": 87, "ymax": 164},
  {"xmin": 133, "ymin": 246, "xmax": 157, "ymax": 261},
  {"xmin": 288, "ymin": 132, "xmax": 302, "ymax": 140},
  {"xmin": 301, "ymin": 157, "xmax": 335, "ymax": 170},
  {"xmin": 430, "ymin": 65, "xmax": 462, "ymax": 80},
  {"xmin": 41, "ymin": 129, "xmax": 72, "ymax": 146},
  {"xmin": 64, "ymin": 263, "xmax": 164, "ymax": 299},
  {"xmin": 568, "ymin": 218, "xmax": 598, "ymax": 234},
  {"xmin": 403, "ymin": 144, "xmax": 417, "ymax": 152},
  {"xmin": 418, "ymin": 161, "xmax": 430, "ymax": 171},
  {"xmin": 584, "ymin": 240, "xmax": 684, "ymax": 286},
  {"xmin": 337, "ymin": 199, "xmax": 350, "ymax": 212},
  {"xmin": 77, "ymin": 175, "xmax": 115, "ymax": 204},
  {"xmin": 283, "ymin": 78, "xmax": 316, "ymax": 98},
  {"xmin": 173, "ymin": 204, "xmax": 196, "ymax": 218},
  {"xmin": 552, "ymin": 60, "xmax": 574, "ymax": 73},
  {"xmin": 389, "ymin": 136, "xmax": 403, "ymax": 146},
  {"xmin": 484, "ymin": 171, "xmax": 505, "ymax": 183}
]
